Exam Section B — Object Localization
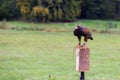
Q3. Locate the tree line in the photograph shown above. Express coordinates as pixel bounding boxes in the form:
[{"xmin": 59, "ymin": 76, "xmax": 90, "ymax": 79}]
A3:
[{"xmin": 0, "ymin": 0, "xmax": 120, "ymax": 22}]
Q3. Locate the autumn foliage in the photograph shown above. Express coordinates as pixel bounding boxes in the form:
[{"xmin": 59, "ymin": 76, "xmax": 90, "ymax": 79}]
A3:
[{"xmin": 0, "ymin": 0, "xmax": 120, "ymax": 21}]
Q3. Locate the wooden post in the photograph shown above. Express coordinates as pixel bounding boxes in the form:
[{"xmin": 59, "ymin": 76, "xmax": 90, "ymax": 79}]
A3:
[{"xmin": 75, "ymin": 43, "xmax": 90, "ymax": 80}]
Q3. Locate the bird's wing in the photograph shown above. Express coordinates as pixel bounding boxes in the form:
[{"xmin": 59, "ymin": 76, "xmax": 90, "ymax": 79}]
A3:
[{"xmin": 82, "ymin": 28, "xmax": 91, "ymax": 35}]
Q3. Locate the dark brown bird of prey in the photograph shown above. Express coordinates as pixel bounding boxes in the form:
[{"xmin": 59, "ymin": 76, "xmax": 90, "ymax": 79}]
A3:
[{"xmin": 73, "ymin": 26, "xmax": 93, "ymax": 45}]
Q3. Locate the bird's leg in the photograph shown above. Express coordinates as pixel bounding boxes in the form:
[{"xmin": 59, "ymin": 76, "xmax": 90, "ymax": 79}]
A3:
[
  {"xmin": 84, "ymin": 36, "xmax": 88, "ymax": 43},
  {"xmin": 78, "ymin": 36, "xmax": 81, "ymax": 45}
]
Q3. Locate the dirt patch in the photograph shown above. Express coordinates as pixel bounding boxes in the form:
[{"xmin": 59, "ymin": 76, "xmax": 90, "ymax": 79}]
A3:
[
  {"xmin": 0, "ymin": 26, "xmax": 71, "ymax": 32},
  {"xmin": 91, "ymin": 28, "xmax": 120, "ymax": 34}
]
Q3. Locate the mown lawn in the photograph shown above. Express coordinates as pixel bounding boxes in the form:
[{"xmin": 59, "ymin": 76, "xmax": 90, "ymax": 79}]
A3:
[{"xmin": 0, "ymin": 20, "xmax": 120, "ymax": 80}]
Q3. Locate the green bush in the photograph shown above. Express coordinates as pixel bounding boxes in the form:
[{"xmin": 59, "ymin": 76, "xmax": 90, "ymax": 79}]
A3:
[{"xmin": 0, "ymin": 0, "xmax": 21, "ymax": 20}]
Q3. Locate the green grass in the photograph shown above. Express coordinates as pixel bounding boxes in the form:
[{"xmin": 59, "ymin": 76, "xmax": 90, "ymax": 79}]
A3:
[
  {"xmin": 7, "ymin": 20, "xmax": 120, "ymax": 30},
  {"xmin": 0, "ymin": 20, "xmax": 120, "ymax": 80}
]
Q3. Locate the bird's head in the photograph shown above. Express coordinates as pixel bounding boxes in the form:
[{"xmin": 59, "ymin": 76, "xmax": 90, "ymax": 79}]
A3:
[{"xmin": 87, "ymin": 35, "xmax": 93, "ymax": 40}]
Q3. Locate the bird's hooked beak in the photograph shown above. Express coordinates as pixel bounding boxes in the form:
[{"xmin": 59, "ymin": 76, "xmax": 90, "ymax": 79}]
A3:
[
  {"xmin": 87, "ymin": 35, "xmax": 93, "ymax": 40},
  {"xmin": 90, "ymin": 37, "xmax": 93, "ymax": 40}
]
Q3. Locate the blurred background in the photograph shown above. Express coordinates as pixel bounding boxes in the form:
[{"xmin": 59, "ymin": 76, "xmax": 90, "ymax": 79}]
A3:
[
  {"xmin": 0, "ymin": 0, "xmax": 120, "ymax": 21},
  {"xmin": 0, "ymin": 0, "xmax": 120, "ymax": 80}
]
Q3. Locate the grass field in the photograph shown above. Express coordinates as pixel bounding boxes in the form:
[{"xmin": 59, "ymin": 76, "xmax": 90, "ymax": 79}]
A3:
[
  {"xmin": 0, "ymin": 20, "xmax": 120, "ymax": 80},
  {"xmin": 6, "ymin": 20, "xmax": 120, "ymax": 31}
]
